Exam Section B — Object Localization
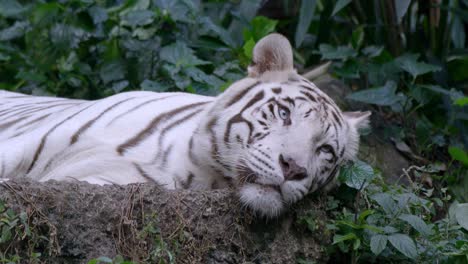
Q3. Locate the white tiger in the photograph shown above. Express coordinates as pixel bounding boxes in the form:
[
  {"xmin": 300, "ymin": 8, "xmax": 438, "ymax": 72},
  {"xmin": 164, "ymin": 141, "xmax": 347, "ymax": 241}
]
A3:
[{"xmin": 0, "ymin": 34, "xmax": 370, "ymax": 217}]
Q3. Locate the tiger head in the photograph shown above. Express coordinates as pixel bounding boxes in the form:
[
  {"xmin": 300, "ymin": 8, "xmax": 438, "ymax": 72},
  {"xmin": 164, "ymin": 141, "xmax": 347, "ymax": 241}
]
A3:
[{"xmin": 197, "ymin": 33, "xmax": 370, "ymax": 217}]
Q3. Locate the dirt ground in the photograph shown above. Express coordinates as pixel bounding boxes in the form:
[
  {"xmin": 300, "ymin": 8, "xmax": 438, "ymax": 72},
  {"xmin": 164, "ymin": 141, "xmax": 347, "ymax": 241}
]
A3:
[{"xmin": 0, "ymin": 179, "xmax": 331, "ymax": 263}]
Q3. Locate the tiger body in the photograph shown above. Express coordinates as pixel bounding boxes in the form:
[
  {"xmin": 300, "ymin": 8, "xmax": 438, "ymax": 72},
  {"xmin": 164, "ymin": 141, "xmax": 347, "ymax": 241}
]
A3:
[
  {"xmin": 0, "ymin": 34, "xmax": 370, "ymax": 217},
  {"xmin": 0, "ymin": 90, "xmax": 219, "ymax": 188}
]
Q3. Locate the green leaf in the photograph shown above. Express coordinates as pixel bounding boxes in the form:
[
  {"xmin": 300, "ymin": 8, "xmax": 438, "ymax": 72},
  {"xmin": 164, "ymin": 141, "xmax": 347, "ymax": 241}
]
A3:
[
  {"xmin": 361, "ymin": 224, "xmax": 384, "ymax": 233},
  {"xmin": 455, "ymin": 203, "xmax": 468, "ymax": 231},
  {"xmin": 99, "ymin": 61, "xmax": 126, "ymax": 84},
  {"xmin": 410, "ymin": 85, "xmax": 433, "ymax": 105},
  {"xmin": 353, "ymin": 238, "xmax": 361, "ymax": 250},
  {"xmin": 333, "ymin": 233, "xmax": 357, "ymax": 244},
  {"xmin": 198, "ymin": 17, "xmax": 234, "ymax": 46},
  {"xmin": 173, "ymin": 75, "xmax": 191, "ymax": 90},
  {"xmin": 103, "ymin": 38, "xmax": 121, "ymax": 62},
  {"xmin": 370, "ymin": 234, "xmax": 388, "ymax": 255},
  {"xmin": 32, "ymin": 2, "xmax": 61, "ymax": 24},
  {"xmin": 126, "ymin": 0, "xmax": 150, "ymax": 11},
  {"xmin": 347, "ymin": 81, "xmax": 403, "ymax": 106},
  {"xmin": 317, "ymin": 44, "xmax": 357, "ymax": 60},
  {"xmin": 58, "ymin": 52, "xmax": 78, "ymax": 72},
  {"xmin": 111, "ymin": 80, "xmax": 129, "ymax": 93},
  {"xmin": 0, "ymin": 226, "xmax": 12, "ymax": 243},
  {"xmin": 184, "ymin": 67, "xmax": 223, "ymax": 88},
  {"xmin": 447, "ymin": 56, "xmax": 468, "ymax": 82},
  {"xmin": 0, "ymin": 21, "xmax": 29, "ymax": 41},
  {"xmin": 451, "ymin": 16, "xmax": 466, "ymax": 49},
  {"xmin": 297, "ymin": 259, "xmax": 315, "ymax": 264},
  {"xmin": 388, "ymin": 233, "xmax": 418, "ymax": 259},
  {"xmin": 88, "ymin": 6, "xmax": 108, "ymax": 25},
  {"xmin": 334, "ymin": 60, "xmax": 360, "ymax": 78},
  {"xmin": 358, "ymin": 209, "xmax": 375, "ymax": 223},
  {"xmin": 96, "ymin": 256, "xmax": 113, "ymax": 263},
  {"xmin": 243, "ymin": 38, "xmax": 256, "ymax": 61},
  {"xmin": 395, "ymin": 0, "xmax": 411, "ymax": 23},
  {"xmin": 371, "ymin": 193, "xmax": 397, "ymax": 215},
  {"xmin": 141, "ymin": 80, "xmax": 171, "ymax": 92},
  {"xmin": 154, "ymin": 0, "xmax": 195, "ymax": 23},
  {"xmin": 338, "ymin": 160, "xmax": 375, "ymax": 190},
  {"xmin": 132, "ymin": 27, "xmax": 157, "ymax": 40},
  {"xmin": 454, "ymin": 97, "xmax": 468, "ymax": 106},
  {"xmin": 419, "ymin": 84, "xmax": 451, "ymax": 96},
  {"xmin": 213, "ymin": 62, "xmax": 242, "ymax": 77},
  {"xmin": 452, "ymin": 177, "xmax": 468, "ymax": 205},
  {"xmin": 448, "ymin": 146, "xmax": 468, "ymax": 166},
  {"xmin": 366, "ymin": 61, "xmax": 402, "ymax": 86},
  {"xmin": 397, "ymin": 54, "xmax": 441, "ymax": 79},
  {"xmin": 0, "ymin": 52, "xmax": 10, "ymax": 62},
  {"xmin": 238, "ymin": 0, "xmax": 263, "ymax": 22},
  {"xmin": 50, "ymin": 24, "xmax": 87, "ymax": 49},
  {"xmin": 331, "ymin": 0, "xmax": 351, "ymax": 16},
  {"xmin": 351, "ymin": 26, "xmax": 364, "ymax": 49},
  {"xmin": 15, "ymin": 71, "xmax": 46, "ymax": 83},
  {"xmin": 295, "ymin": 0, "xmax": 317, "ymax": 47},
  {"xmin": 160, "ymin": 41, "xmax": 210, "ymax": 67},
  {"xmin": 336, "ymin": 220, "xmax": 361, "ymax": 229},
  {"xmin": 362, "ymin": 46, "xmax": 384, "ymax": 58},
  {"xmin": 0, "ymin": 0, "xmax": 26, "ymax": 18},
  {"xmin": 123, "ymin": 10, "xmax": 155, "ymax": 27},
  {"xmin": 244, "ymin": 16, "xmax": 278, "ymax": 42},
  {"xmin": 398, "ymin": 214, "xmax": 433, "ymax": 236}
]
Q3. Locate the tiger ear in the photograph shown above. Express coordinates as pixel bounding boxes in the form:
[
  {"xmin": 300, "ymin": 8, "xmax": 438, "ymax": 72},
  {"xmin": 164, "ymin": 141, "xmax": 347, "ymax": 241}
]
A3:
[
  {"xmin": 342, "ymin": 111, "xmax": 371, "ymax": 160},
  {"xmin": 248, "ymin": 33, "xmax": 294, "ymax": 77},
  {"xmin": 343, "ymin": 111, "xmax": 372, "ymax": 131}
]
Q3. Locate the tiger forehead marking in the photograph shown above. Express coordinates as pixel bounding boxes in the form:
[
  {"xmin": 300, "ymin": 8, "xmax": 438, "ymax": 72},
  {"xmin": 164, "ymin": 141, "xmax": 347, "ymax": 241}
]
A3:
[{"xmin": 0, "ymin": 33, "xmax": 370, "ymax": 217}]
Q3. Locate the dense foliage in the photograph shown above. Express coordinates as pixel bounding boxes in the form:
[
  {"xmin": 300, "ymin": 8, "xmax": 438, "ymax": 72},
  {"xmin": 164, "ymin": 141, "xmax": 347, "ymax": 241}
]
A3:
[{"xmin": 0, "ymin": 0, "xmax": 467, "ymax": 263}]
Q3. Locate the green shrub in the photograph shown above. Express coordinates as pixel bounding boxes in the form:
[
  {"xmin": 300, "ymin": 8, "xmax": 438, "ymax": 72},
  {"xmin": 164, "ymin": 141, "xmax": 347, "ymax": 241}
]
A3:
[
  {"xmin": 0, "ymin": 200, "xmax": 54, "ymax": 263},
  {"xmin": 300, "ymin": 160, "xmax": 468, "ymax": 263}
]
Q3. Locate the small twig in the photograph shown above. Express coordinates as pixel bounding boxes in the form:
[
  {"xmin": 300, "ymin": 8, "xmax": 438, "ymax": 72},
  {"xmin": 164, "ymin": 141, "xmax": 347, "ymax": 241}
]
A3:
[{"xmin": 354, "ymin": 178, "xmax": 368, "ymax": 223}]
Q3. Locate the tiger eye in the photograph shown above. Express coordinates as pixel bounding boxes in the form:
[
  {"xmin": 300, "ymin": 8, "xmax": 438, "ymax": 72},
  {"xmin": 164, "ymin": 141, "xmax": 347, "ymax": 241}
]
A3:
[
  {"xmin": 278, "ymin": 107, "xmax": 290, "ymax": 120},
  {"xmin": 317, "ymin": 144, "xmax": 333, "ymax": 154}
]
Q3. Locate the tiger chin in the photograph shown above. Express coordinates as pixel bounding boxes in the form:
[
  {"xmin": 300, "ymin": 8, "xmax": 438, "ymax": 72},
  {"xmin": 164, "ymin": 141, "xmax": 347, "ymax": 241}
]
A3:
[{"xmin": 0, "ymin": 33, "xmax": 370, "ymax": 218}]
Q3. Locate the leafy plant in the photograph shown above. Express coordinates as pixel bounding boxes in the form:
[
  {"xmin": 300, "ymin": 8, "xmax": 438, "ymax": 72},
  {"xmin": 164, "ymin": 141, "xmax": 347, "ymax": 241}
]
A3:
[
  {"xmin": 304, "ymin": 0, "xmax": 468, "ymax": 204},
  {"xmin": 88, "ymin": 256, "xmax": 135, "ymax": 264},
  {"xmin": 0, "ymin": 200, "xmax": 50, "ymax": 263},
  {"xmin": 138, "ymin": 213, "xmax": 176, "ymax": 264},
  {"xmin": 0, "ymin": 0, "xmax": 264, "ymax": 98},
  {"xmin": 310, "ymin": 160, "xmax": 468, "ymax": 263}
]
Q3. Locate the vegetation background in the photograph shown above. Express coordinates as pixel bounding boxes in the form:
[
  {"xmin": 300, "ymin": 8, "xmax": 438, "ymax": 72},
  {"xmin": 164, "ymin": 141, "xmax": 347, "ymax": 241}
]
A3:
[{"xmin": 0, "ymin": 0, "xmax": 467, "ymax": 263}]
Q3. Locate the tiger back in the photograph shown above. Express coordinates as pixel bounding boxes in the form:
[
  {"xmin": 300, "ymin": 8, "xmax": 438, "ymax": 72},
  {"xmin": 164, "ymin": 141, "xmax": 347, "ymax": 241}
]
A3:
[{"xmin": 0, "ymin": 34, "xmax": 370, "ymax": 217}]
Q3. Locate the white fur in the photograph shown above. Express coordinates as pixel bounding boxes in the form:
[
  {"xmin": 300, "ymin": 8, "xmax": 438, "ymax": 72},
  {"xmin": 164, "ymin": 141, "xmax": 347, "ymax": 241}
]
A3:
[{"xmin": 0, "ymin": 34, "xmax": 370, "ymax": 217}]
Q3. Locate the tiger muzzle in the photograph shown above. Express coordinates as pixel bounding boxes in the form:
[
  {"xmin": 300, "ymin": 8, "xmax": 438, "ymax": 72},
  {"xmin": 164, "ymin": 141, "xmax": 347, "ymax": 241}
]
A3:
[{"xmin": 278, "ymin": 154, "xmax": 307, "ymax": 181}]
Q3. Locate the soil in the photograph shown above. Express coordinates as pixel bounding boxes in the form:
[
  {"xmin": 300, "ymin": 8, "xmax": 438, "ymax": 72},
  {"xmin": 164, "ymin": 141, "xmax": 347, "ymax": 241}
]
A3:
[{"xmin": 0, "ymin": 179, "xmax": 331, "ymax": 263}]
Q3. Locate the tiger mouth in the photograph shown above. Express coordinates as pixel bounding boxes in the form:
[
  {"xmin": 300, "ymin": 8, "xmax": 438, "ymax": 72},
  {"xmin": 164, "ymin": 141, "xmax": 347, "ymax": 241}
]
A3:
[{"xmin": 239, "ymin": 166, "xmax": 281, "ymax": 193}]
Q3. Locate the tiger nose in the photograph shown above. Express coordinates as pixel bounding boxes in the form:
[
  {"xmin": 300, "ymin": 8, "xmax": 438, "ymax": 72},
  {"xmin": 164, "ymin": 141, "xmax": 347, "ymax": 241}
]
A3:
[{"xmin": 279, "ymin": 154, "xmax": 307, "ymax": 181}]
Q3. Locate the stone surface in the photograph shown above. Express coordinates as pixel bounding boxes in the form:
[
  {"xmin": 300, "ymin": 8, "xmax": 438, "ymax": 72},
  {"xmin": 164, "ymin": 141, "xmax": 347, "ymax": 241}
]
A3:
[{"xmin": 0, "ymin": 179, "xmax": 330, "ymax": 264}]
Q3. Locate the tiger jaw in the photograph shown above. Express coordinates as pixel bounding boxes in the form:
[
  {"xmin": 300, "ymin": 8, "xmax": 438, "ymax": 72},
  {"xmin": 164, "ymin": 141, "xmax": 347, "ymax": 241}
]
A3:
[
  {"xmin": 238, "ymin": 180, "xmax": 311, "ymax": 217},
  {"xmin": 239, "ymin": 184, "xmax": 285, "ymax": 217},
  {"xmin": 236, "ymin": 166, "xmax": 309, "ymax": 217},
  {"xmin": 239, "ymin": 166, "xmax": 281, "ymax": 193}
]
